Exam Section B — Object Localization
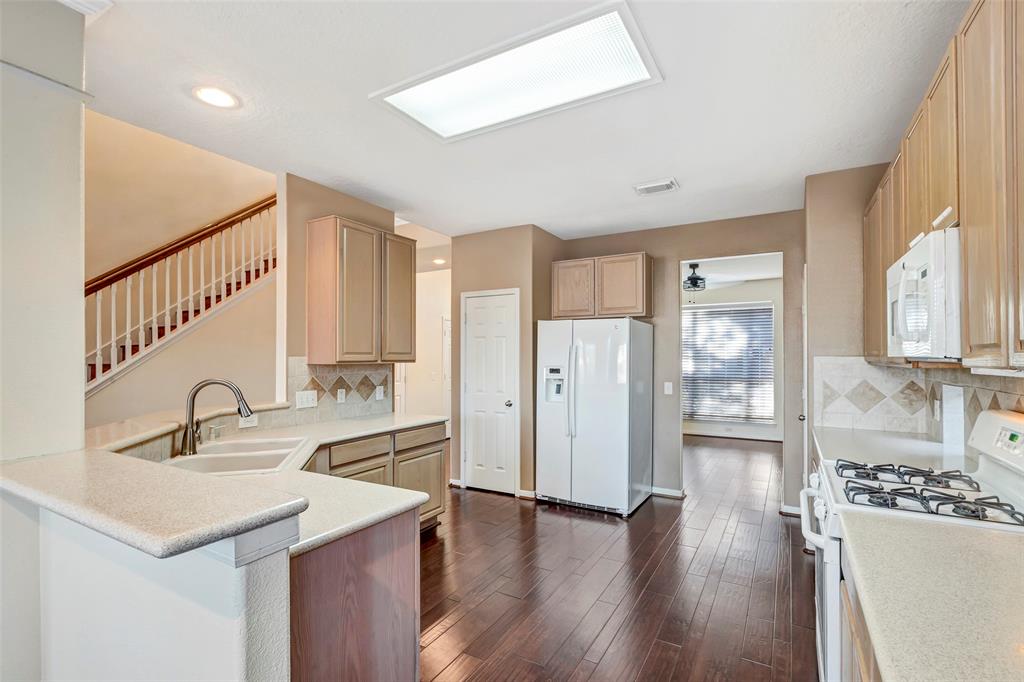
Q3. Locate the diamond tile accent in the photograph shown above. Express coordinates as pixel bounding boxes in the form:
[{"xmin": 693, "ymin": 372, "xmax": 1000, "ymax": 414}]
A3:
[
  {"xmin": 821, "ymin": 382, "xmax": 840, "ymax": 410},
  {"xmin": 966, "ymin": 390, "xmax": 983, "ymax": 427},
  {"xmin": 988, "ymin": 393, "xmax": 1001, "ymax": 411},
  {"xmin": 379, "ymin": 374, "xmax": 389, "ymax": 393},
  {"xmin": 891, "ymin": 380, "xmax": 926, "ymax": 415},
  {"xmin": 845, "ymin": 380, "xmax": 886, "ymax": 414},
  {"xmin": 327, "ymin": 375, "xmax": 354, "ymax": 399},
  {"xmin": 1015, "ymin": 396, "xmax": 1024, "ymax": 415},
  {"xmin": 300, "ymin": 378, "xmax": 325, "ymax": 402},
  {"xmin": 354, "ymin": 375, "xmax": 376, "ymax": 401}
]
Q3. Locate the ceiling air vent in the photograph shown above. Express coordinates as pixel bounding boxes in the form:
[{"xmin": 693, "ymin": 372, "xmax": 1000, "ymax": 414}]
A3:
[{"xmin": 634, "ymin": 177, "xmax": 679, "ymax": 197}]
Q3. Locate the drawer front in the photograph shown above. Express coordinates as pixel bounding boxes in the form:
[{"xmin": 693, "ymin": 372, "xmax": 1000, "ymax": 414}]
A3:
[
  {"xmin": 329, "ymin": 434, "xmax": 392, "ymax": 468},
  {"xmin": 394, "ymin": 423, "xmax": 446, "ymax": 452},
  {"xmin": 394, "ymin": 444, "xmax": 445, "ymax": 521},
  {"xmin": 332, "ymin": 453, "xmax": 393, "ymax": 486}
]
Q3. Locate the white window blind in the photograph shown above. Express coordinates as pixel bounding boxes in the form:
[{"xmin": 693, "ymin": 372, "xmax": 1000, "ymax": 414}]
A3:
[{"xmin": 681, "ymin": 304, "xmax": 775, "ymax": 423}]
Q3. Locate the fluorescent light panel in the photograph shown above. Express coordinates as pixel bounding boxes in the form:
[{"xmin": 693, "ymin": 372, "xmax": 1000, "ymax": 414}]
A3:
[{"xmin": 377, "ymin": 7, "xmax": 658, "ymax": 140}]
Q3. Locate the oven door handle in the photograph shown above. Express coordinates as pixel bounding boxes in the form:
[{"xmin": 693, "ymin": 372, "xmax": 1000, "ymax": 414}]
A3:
[{"xmin": 799, "ymin": 487, "xmax": 828, "ymax": 550}]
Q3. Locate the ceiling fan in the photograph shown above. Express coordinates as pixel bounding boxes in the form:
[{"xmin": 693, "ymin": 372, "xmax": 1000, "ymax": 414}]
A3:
[{"xmin": 683, "ymin": 263, "xmax": 706, "ymax": 292}]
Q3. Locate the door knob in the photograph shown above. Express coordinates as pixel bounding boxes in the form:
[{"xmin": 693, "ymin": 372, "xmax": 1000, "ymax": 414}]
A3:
[
  {"xmin": 505, "ymin": 400, "xmax": 513, "ymax": 407},
  {"xmin": 798, "ymin": 414, "xmax": 807, "ymax": 422}
]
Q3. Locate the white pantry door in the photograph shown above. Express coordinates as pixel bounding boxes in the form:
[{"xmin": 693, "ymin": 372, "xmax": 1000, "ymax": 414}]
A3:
[{"xmin": 462, "ymin": 290, "xmax": 519, "ymax": 494}]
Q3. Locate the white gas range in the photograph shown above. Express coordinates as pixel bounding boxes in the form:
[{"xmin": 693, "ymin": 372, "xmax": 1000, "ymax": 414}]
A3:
[{"xmin": 802, "ymin": 409, "xmax": 1024, "ymax": 682}]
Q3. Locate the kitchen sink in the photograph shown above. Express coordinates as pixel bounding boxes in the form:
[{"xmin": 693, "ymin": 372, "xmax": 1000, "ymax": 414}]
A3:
[{"xmin": 163, "ymin": 436, "xmax": 306, "ymax": 474}]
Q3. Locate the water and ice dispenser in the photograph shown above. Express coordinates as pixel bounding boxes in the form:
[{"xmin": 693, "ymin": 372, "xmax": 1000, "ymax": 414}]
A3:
[{"xmin": 543, "ymin": 366, "xmax": 565, "ymax": 402}]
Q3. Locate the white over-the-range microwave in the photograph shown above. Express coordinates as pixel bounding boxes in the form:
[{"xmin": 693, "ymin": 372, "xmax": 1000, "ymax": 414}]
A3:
[{"xmin": 885, "ymin": 227, "xmax": 961, "ymax": 360}]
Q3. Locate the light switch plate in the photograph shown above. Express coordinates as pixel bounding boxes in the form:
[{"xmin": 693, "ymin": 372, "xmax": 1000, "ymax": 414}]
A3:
[
  {"xmin": 375, "ymin": 385, "xmax": 385, "ymax": 401},
  {"xmin": 337, "ymin": 389, "xmax": 346, "ymax": 403},
  {"xmin": 296, "ymin": 390, "xmax": 318, "ymax": 409},
  {"xmin": 238, "ymin": 414, "xmax": 259, "ymax": 429},
  {"xmin": 663, "ymin": 381, "xmax": 674, "ymax": 395}
]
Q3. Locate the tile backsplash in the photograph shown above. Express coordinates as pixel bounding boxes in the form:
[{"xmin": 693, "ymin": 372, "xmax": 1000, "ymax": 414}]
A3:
[
  {"xmin": 814, "ymin": 356, "xmax": 927, "ymax": 433},
  {"xmin": 924, "ymin": 368, "xmax": 1024, "ymax": 455},
  {"xmin": 286, "ymin": 356, "xmax": 393, "ymax": 422}
]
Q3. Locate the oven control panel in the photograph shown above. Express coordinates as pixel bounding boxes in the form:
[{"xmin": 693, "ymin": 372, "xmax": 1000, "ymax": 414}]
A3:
[
  {"xmin": 968, "ymin": 409, "xmax": 1024, "ymax": 464},
  {"xmin": 995, "ymin": 427, "xmax": 1023, "ymax": 455}
]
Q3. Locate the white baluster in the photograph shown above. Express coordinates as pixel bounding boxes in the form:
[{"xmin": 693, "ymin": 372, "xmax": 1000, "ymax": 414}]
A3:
[
  {"xmin": 176, "ymin": 251, "xmax": 183, "ymax": 329},
  {"xmin": 220, "ymin": 231, "xmax": 227, "ymax": 300},
  {"xmin": 138, "ymin": 267, "xmax": 144, "ymax": 352},
  {"xmin": 125, "ymin": 273, "xmax": 132, "ymax": 363},
  {"xmin": 187, "ymin": 245, "xmax": 194, "ymax": 325},
  {"xmin": 199, "ymin": 239, "xmax": 206, "ymax": 318},
  {"xmin": 110, "ymin": 281, "xmax": 118, "ymax": 372},
  {"xmin": 151, "ymin": 264, "xmax": 157, "ymax": 347},
  {"xmin": 259, "ymin": 209, "xmax": 266, "ymax": 275},
  {"xmin": 250, "ymin": 215, "xmax": 256, "ymax": 279},
  {"xmin": 164, "ymin": 256, "xmax": 171, "ymax": 335},
  {"xmin": 240, "ymin": 218, "xmax": 247, "ymax": 288},
  {"xmin": 94, "ymin": 289, "xmax": 102, "ymax": 380},
  {"xmin": 231, "ymin": 224, "xmax": 238, "ymax": 293}
]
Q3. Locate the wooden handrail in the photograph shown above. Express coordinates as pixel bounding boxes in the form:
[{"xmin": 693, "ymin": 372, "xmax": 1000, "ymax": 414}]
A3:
[{"xmin": 84, "ymin": 195, "xmax": 276, "ymax": 296}]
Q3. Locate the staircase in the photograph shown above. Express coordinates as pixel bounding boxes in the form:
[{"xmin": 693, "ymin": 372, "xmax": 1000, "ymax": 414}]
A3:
[{"xmin": 85, "ymin": 196, "xmax": 277, "ymax": 393}]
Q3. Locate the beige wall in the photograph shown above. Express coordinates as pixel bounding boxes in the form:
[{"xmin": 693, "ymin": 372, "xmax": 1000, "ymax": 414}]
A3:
[
  {"xmin": 804, "ymin": 164, "xmax": 887, "ymax": 435},
  {"xmin": 682, "ymin": 277, "xmax": 785, "ymax": 442},
  {"xmin": 280, "ymin": 173, "xmax": 393, "ymax": 357},
  {"xmin": 84, "ymin": 111, "xmax": 275, "ymax": 280},
  {"xmin": 560, "ymin": 211, "xmax": 806, "ymax": 505},
  {"xmin": 84, "ymin": 279, "xmax": 276, "ymax": 427},
  {"xmin": 450, "ymin": 226, "xmax": 536, "ymax": 489}
]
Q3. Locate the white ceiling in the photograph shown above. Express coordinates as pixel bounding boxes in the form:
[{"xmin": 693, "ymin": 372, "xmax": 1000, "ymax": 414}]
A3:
[{"xmin": 83, "ymin": 1, "xmax": 967, "ymax": 240}]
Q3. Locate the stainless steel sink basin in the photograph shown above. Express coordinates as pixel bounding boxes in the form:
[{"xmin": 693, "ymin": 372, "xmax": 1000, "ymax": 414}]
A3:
[{"xmin": 163, "ymin": 437, "xmax": 305, "ymax": 474}]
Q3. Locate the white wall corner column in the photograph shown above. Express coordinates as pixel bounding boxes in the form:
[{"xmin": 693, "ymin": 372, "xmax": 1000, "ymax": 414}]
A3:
[{"xmin": 274, "ymin": 172, "xmax": 289, "ymax": 404}]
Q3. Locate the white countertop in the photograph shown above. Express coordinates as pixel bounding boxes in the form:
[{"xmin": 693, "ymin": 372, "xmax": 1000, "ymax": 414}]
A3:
[
  {"xmin": 813, "ymin": 426, "xmax": 969, "ymax": 470},
  {"xmin": 237, "ymin": 412, "xmax": 448, "ymax": 446},
  {"xmin": 840, "ymin": 509, "xmax": 1024, "ymax": 682},
  {"xmin": 230, "ymin": 470, "xmax": 429, "ymax": 556},
  {"xmin": 0, "ymin": 449, "xmax": 308, "ymax": 558}
]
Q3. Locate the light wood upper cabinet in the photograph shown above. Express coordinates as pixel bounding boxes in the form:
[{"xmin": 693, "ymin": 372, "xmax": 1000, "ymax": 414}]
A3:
[
  {"xmin": 927, "ymin": 41, "xmax": 961, "ymax": 231},
  {"xmin": 879, "ymin": 169, "xmax": 896, "ymax": 270},
  {"xmin": 904, "ymin": 105, "xmax": 932, "ymax": 241},
  {"xmin": 552, "ymin": 252, "xmax": 652, "ymax": 319},
  {"xmin": 863, "ymin": 190, "xmax": 885, "ymax": 359},
  {"xmin": 552, "ymin": 258, "xmax": 596, "ymax": 318},
  {"xmin": 891, "ymin": 150, "xmax": 908, "ymax": 263},
  {"xmin": 958, "ymin": 0, "xmax": 1009, "ymax": 367},
  {"xmin": 1011, "ymin": 0, "xmax": 1024, "ymax": 365},
  {"xmin": 381, "ymin": 233, "xmax": 416, "ymax": 362},
  {"xmin": 595, "ymin": 253, "xmax": 653, "ymax": 317},
  {"xmin": 306, "ymin": 216, "xmax": 415, "ymax": 364}
]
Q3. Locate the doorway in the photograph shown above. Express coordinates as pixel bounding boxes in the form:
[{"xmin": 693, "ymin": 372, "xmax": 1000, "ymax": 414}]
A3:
[
  {"xmin": 460, "ymin": 288, "xmax": 520, "ymax": 495},
  {"xmin": 680, "ymin": 252, "xmax": 784, "ymax": 443}
]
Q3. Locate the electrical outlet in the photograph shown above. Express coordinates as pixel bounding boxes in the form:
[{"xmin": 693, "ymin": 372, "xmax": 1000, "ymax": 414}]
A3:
[
  {"xmin": 337, "ymin": 388, "xmax": 346, "ymax": 403},
  {"xmin": 663, "ymin": 381, "xmax": 674, "ymax": 395},
  {"xmin": 375, "ymin": 385, "xmax": 385, "ymax": 401},
  {"xmin": 296, "ymin": 390, "xmax": 318, "ymax": 409},
  {"xmin": 238, "ymin": 413, "xmax": 259, "ymax": 429}
]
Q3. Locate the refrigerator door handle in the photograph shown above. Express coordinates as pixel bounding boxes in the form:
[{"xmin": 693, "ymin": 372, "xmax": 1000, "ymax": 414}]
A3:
[
  {"xmin": 570, "ymin": 340, "xmax": 582, "ymax": 438},
  {"xmin": 565, "ymin": 343, "xmax": 574, "ymax": 437}
]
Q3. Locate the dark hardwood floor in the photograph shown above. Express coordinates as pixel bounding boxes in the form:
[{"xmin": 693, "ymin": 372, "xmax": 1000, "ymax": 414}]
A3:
[{"xmin": 419, "ymin": 436, "xmax": 818, "ymax": 682}]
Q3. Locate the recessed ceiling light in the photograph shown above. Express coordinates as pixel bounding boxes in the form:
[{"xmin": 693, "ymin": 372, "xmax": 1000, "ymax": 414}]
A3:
[
  {"xmin": 192, "ymin": 86, "xmax": 239, "ymax": 109},
  {"xmin": 371, "ymin": 3, "xmax": 661, "ymax": 141},
  {"xmin": 432, "ymin": 258, "xmax": 447, "ymax": 265}
]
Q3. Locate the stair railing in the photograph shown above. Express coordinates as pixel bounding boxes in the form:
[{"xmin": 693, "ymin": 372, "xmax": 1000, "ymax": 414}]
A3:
[{"xmin": 84, "ymin": 195, "xmax": 277, "ymax": 388}]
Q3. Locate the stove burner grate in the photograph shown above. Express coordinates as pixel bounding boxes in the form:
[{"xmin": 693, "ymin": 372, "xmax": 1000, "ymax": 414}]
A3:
[
  {"xmin": 897, "ymin": 465, "xmax": 981, "ymax": 492},
  {"xmin": 930, "ymin": 494, "xmax": 1024, "ymax": 526}
]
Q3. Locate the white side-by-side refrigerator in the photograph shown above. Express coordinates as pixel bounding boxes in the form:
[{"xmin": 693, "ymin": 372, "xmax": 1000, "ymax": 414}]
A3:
[{"xmin": 535, "ymin": 318, "xmax": 653, "ymax": 516}]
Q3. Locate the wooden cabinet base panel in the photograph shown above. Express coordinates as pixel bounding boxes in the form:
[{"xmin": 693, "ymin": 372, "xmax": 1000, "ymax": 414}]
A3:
[{"xmin": 290, "ymin": 509, "xmax": 420, "ymax": 681}]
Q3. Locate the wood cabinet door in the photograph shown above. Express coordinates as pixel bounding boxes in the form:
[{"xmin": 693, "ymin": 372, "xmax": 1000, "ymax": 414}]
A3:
[
  {"xmin": 381, "ymin": 232, "xmax": 416, "ymax": 362},
  {"xmin": 394, "ymin": 443, "xmax": 445, "ymax": 522},
  {"xmin": 863, "ymin": 191, "xmax": 884, "ymax": 359},
  {"xmin": 927, "ymin": 40, "xmax": 960, "ymax": 231},
  {"xmin": 332, "ymin": 453, "xmax": 394, "ymax": 486},
  {"xmin": 552, "ymin": 258, "xmax": 596, "ymax": 318},
  {"xmin": 891, "ymin": 150, "xmax": 908, "ymax": 263},
  {"xmin": 595, "ymin": 252, "xmax": 651, "ymax": 317},
  {"xmin": 879, "ymin": 170, "xmax": 895, "ymax": 271},
  {"xmin": 904, "ymin": 105, "xmax": 931, "ymax": 241},
  {"xmin": 958, "ymin": 0, "xmax": 1009, "ymax": 366},
  {"xmin": 338, "ymin": 221, "xmax": 381, "ymax": 362},
  {"xmin": 1013, "ymin": 0, "xmax": 1024, "ymax": 364}
]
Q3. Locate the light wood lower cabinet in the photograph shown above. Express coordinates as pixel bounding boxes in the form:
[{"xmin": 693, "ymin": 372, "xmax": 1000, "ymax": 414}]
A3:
[
  {"xmin": 840, "ymin": 581, "xmax": 880, "ymax": 682},
  {"xmin": 332, "ymin": 453, "xmax": 393, "ymax": 485},
  {"xmin": 394, "ymin": 443, "xmax": 445, "ymax": 524},
  {"xmin": 551, "ymin": 252, "xmax": 652, "ymax": 319}
]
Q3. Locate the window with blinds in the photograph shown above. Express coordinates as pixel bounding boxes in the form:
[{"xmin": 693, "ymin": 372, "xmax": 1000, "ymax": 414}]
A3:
[{"xmin": 681, "ymin": 304, "xmax": 775, "ymax": 423}]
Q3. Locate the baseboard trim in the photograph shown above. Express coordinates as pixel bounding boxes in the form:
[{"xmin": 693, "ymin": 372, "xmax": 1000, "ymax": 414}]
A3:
[
  {"xmin": 652, "ymin": 486, "xmax": 684, "ymax": 499},
  {"xmin": 779, "ymin": 504, "xmax": 801, "ymax": 517},
  {"xmin": 448, "ymin": 479, "xmax": 464, "ymax": 488},
  {"xmin": 516, "ymin": 489, "xmax": 536, "ymax": 500}
]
